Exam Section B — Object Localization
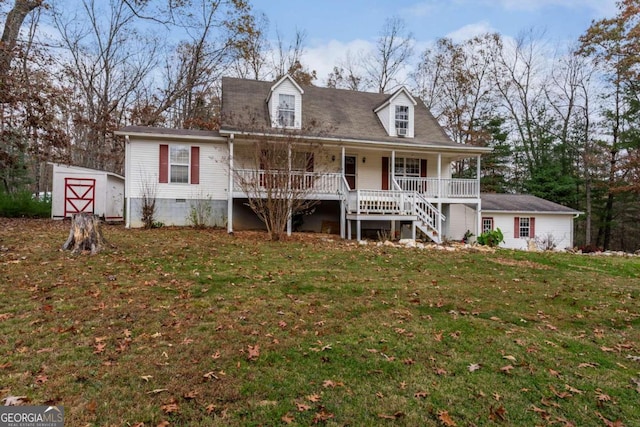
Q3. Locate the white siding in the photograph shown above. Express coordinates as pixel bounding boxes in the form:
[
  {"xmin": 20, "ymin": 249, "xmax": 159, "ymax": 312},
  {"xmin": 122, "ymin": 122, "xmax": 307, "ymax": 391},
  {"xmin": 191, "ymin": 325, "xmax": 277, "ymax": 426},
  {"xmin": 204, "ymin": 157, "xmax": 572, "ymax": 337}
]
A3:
[
  {"xmin": 375, "ymin": 91, "xmax": 415, "ymax": 137},
  {"xmin": 447, "ymin": 204, "xmax": 478, "ymax": 241},
  {"xmin": 127, "ymin": 138, "xmax": 229, "ymax": 201},
  {"xmin": 487, "ymin": 213, "xmax": 575, "ymax": 250},
  {"xmin": 268, "ymin": 78, "xmax": 303, "ymax": 129}
]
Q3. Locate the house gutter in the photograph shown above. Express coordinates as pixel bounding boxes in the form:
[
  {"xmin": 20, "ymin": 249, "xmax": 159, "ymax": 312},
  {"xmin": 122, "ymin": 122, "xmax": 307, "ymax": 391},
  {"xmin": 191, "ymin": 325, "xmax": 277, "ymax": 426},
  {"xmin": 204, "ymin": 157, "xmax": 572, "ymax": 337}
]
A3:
[{"xmin": 217, "ymin": 129, "xmax": 493, "ymax": 155}]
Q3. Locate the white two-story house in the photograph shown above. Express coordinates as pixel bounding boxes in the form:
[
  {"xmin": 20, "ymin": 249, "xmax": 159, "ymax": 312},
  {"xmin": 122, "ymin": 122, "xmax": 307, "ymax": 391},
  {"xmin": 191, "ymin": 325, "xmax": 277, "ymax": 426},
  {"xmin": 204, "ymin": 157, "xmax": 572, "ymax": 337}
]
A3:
[{"xmin": 116, "ymin": 74, "xmax": 493, "ymax": 242}]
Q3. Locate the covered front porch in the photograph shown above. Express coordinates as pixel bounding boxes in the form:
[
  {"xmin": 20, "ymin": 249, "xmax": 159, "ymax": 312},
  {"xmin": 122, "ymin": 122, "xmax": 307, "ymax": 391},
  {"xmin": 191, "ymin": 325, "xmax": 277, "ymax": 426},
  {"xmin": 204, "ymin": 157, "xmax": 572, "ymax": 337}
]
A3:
[{"xmin": 226, "ymin": 139, "xmax": 484, "ymax": 242}]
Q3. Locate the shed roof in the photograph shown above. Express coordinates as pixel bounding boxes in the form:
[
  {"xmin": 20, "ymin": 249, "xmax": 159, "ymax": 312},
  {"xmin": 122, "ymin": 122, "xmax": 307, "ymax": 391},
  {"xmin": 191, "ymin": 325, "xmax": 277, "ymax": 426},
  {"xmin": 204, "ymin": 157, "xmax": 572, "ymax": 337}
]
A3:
[{"xmin": 481, "ymin": 193, "xmax": 581, "ymax": 214}]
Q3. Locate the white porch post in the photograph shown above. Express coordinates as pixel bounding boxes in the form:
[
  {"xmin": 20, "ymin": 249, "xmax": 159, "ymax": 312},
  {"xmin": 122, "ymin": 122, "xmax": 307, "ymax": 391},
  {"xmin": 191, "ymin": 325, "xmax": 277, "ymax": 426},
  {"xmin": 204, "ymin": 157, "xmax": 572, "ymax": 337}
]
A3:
[
  {"xmin": 437, "ymin": 153, "xmax": 442, "ymax": 198},
  {"xmin": 287, "ymin": 144, "xmax": 292, "ymax": 236},
  {"xmin": 390, "ymin": 150, "xmax": 396, "ymax": 238},
  {"xmin": 477, "ymin": 199, "xmax": 482, "ymax": 241},
  {"xmin": 341, "ymin": 146, "xmax": 346, "ymax": 239},
  {"xmin": 476, "ymin": 154, "xmax": 482, "ymax": 240},
  {"xmin": 476, "ymin": 154, "xmax": 481, "ymax": 197},
  {"xmin": 357, "ymin": 219, "xmax": 361, "ymax": 241},
  {"xmin": 227, "ymin": 135, "xmax": 234, "ymax": 234}
]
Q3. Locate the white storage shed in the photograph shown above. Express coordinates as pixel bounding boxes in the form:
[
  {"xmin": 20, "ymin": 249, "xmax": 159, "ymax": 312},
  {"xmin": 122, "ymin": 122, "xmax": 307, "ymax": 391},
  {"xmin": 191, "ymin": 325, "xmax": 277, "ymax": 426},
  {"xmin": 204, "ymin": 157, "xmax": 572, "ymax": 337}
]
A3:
[{"xmin": 51, "ymin": 164, "xmax": 125, "ymax": 221}]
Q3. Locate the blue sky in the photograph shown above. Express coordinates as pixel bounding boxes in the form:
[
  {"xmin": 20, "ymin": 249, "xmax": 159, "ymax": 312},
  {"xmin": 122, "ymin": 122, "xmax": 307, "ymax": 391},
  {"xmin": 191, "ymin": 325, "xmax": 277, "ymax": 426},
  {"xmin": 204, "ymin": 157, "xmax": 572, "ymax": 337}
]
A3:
[{"xmin": 251, "ymin": 0, "xmax": 618, "ymax": 84}]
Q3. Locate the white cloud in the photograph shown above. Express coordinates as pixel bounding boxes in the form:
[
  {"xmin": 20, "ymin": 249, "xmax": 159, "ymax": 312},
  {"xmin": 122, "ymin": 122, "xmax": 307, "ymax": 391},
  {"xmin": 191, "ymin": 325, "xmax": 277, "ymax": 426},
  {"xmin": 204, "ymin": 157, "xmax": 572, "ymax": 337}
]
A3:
[
  {"xmin": 492, "ymin": 0, "xmax": 617, "ymax": 16},
  {"xmin": 303, "ymin": 39, "xmax": 374, "ymax": 86},
  {"xmin": 445, "ymin": 21, "xmax": 497, "ymax": 42},
  {"xmin": 400, "ymin": 1, "xmax": 438, "ymax": 17}
]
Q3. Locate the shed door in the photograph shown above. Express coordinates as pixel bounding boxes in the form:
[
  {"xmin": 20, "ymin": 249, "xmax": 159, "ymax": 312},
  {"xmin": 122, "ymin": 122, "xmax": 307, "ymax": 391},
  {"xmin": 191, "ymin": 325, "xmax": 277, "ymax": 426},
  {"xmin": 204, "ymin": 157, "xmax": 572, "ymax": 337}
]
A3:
[{"xmin": 64, "ymin": 178, "xmax": 96, "ymax": 217}]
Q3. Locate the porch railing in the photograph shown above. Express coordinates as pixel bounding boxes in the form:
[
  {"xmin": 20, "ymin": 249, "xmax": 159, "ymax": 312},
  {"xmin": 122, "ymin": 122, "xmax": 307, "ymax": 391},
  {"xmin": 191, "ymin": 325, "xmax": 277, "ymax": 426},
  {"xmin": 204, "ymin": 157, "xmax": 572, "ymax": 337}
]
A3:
[
  {"xmin": 348, "ymin": 189, "xmax": 414, "ymax": 215},
  {"xmin": 233, "ymin": 169, "xmax": 343, "ymax": 194},
  {"xmin": 395, "ymin": 177, "xmax": 479, "ymax": 198}
]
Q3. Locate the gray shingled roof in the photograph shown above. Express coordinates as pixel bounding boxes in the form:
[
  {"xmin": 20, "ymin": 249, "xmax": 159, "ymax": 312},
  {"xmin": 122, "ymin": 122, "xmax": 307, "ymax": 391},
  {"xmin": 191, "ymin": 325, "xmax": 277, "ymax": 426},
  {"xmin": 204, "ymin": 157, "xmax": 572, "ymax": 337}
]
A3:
[
  {"xmin": 481, "ymin": 194, "xmax": 581, "ymax": 214},
  {"xmin": 115, "ymin": 126, "xmax": 222, "ymax": 138},
  {"xmin": 220, "ymin": 77, "xmax": 464, "ymax": 148}
]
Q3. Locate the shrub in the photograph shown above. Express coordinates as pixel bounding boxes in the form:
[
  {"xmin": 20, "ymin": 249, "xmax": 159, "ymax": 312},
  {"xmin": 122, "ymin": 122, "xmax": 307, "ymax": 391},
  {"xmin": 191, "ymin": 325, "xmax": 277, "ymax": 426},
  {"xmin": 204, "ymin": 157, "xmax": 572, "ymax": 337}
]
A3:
[
  {"xmin": 0, "ymin": 191, "xmax": 51, "ymax": 218},
  {"xmin": 476, "ymin": 228, "xmax": 504, "ymax": 247}
]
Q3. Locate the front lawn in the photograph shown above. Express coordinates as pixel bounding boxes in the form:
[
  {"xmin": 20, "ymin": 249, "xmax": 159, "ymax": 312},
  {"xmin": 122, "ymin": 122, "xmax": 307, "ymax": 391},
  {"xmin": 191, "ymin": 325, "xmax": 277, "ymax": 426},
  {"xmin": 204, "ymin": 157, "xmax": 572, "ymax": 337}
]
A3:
[{"xmin": 1, "ymin": 219, "xmax": 638, "ymax": 426}]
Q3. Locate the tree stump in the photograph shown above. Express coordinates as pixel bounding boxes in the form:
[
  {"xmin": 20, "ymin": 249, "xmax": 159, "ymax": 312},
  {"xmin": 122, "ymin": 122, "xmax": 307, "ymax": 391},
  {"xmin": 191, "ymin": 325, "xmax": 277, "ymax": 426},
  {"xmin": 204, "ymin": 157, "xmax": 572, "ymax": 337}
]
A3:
[{"xmin": 62, "ymin": 213, "xmax": 106, "ymax": 255}]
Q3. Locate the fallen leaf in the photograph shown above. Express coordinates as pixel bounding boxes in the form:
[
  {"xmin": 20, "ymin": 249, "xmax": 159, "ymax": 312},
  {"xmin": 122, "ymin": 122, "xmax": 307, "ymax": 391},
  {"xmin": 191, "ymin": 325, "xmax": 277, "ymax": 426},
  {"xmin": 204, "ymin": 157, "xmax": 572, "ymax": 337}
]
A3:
[
  {"xmin": 281, "ymin": 413, "xmax": 295, "ymax": 424},
  {"xmin": 595, "ymin": 411, "xmax": 625, "ymax": 427},
  {"xmin": 630, "ymin": 377, "xmax": 640, "ymax": 393},
  {"xmin": 161, "ymin": 401, "xmax": 179, "ymax": 414},
  {"xmin": 312, "ymin": 410, "xmax": 334, "ymax": 423},
  {"xmin": 548, "ymin": 368, "xmax": 561, "ymax": 377},
  {"xmin": 565, "ymin": 384, "xmax": 584, "ymax": 394},
  {"xmin": 578, "ymin": 362, "xmax": 599, "ymax": 368},
  {"xmin": 247, "ymin": 345, "xmax": 260, "ymax": 361},
  {"xmin": 85, "ymin": 400, "xmax": 97, "ymax": 414},
  {"xmin": 211, "ymin": 351, "xmax": 221, "ymax": 359},
  {"xmin": 203, "ymin": 371, "xmax": 219, "ymax": 380},
  {"xmin": 307, "ymin": 394, "xmax": 321, "ymax": 403},
  {"xmin": 378, "ymin": 412, "xmax": 405, "ymax": 420},
  {"xmin": 205, "ymin": 403, "xmax": 216, "ymax": 414},
  {"xmin": 2, "ymin": 396, "xmax": 28, "ymax": 406},
  {"xmin": 183, "ymin": 391, "xmax": 198, "ymax": 400},
  {"xmin": 93, "ymin": 343, "xmax": 106, "ymax": 354},
  {"xmin": 503, "ymin": 355, "xmax": 517, "ymax": 362},
  {"xmin": 34, "ymin": 374, "xmax": 48, "ymax": 384},
  {"xmin": 414, "ymin": 391, "xmax": 428, "ymax": 398},
  {"xmin": 437, "ymin": 410, "xmax": 457, "ymax": 426},
  {"xmin": 141, "ymin": 375, "xmax": 153, "ymax": 382},
  {"xmin": 550, "ymin": 385, "xmax": 571, "ymax": 399},
  {"xmin": 296, "ymin": 402, "xmax": 311, "ymax": 412},
  {"xmin": 489, "ymin": 405, "xmax": 507, "ymax": 422},
  {"xmin": 156, "ymin": 421, "xmax": 170, "ymax": 427},
  {"xmin": 468, "ymin": 363, "xmax": 481, "ymax": 372},
  {"xmin": 500, "ymin": 365, "xmax": 514, "ymax": 374}
]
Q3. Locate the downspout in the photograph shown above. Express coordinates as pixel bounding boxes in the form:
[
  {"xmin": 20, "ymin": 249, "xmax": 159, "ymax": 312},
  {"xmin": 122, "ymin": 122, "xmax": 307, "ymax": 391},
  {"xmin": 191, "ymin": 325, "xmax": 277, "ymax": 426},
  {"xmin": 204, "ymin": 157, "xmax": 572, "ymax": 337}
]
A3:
[
  {"xmin": 125, "ymin": 135, "xmax": 131, "ymax": 228},
  {"xmin": 227, "ymin": 134, "xmax": 234, "ymax": 234}
]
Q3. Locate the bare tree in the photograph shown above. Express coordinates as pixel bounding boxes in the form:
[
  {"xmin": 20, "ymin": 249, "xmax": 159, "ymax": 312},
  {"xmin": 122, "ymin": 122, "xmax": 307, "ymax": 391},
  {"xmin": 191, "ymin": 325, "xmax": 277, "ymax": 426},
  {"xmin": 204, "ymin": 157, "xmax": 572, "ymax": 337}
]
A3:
[
  {"xmin": 364, "ymin": 17, "xmax": 414, "ymax": 93},
  {"xmin": 52, "ymin": 0, "xmax": 159, "ymax": 173},
  {"xmin": 326, "ymin": 51, "xmax": 365, "ymax": 90},
  {"xmin": 234, "ymin": 135, "xmax": 325, "ymax": 241}
]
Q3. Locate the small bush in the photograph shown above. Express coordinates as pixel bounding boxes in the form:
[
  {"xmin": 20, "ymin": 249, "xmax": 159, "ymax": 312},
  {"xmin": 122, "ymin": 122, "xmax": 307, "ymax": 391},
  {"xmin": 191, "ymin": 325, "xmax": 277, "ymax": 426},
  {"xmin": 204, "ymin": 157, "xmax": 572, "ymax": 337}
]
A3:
[
  {"xmin": 579, "ymin": 244, "xmax": 602, "ymax": 253},
  {"xmin": 477, "ymin": 228, "xmax": 504, "ymax": 247},
  {"xmin": 187, "ymin": 196, "xmax": 213, "ymax": 228},
  {"xmin": 0, "ymin": 191, "xmax": 51, "ymax": 218}
]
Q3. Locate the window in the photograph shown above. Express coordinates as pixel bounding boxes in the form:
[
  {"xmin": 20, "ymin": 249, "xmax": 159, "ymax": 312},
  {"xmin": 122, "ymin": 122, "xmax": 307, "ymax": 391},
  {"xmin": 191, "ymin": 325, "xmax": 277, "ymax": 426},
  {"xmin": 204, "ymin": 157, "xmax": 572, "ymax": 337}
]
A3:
[
  {"xmin": 278, "ymin": 94, "xmax": 295, "ymax": 127},
  {"xmin": 515, "ymin": 217, "xmax": 535, "ymax": 238},
  {"xmin": 394, "ymin": 157, "xmax": 420, "ymax": 177},
  {"xmin": 482, "ymin": 217, "xmax": 494, "ymax": 233},
  {"xmin": 519, "ymin": 217, "xmax": 530, "ymax": 238},
  {"xmin": 170, "ymin": 145, "xmax": 189, "ymax": 183},
  {"xmin": 395, "ymin": 105, "xmax": 409, "ymax": 135}
]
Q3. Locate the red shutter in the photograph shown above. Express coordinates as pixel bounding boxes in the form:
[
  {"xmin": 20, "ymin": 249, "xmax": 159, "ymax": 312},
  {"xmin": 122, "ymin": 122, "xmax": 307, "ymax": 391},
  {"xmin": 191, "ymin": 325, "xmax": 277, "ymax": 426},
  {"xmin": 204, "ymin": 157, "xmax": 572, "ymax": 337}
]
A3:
[
  {"xmin": 420, "ymin": 159, "xmax": 427, "ymax": 177},
  {"xmin": 514, "ymin": 217, "xmax": 520, "ymax": 238},
  {"xmin": 159, "ymin": 144, "xmax": 169, "ymax": 183},
  {"xmin": 190, "ymin": 146, "xmax": 200, "ymax": 184},
  {"xmin": 530, "ymin": 217, "xmax": 535, "ymax": 238},
  {"xmin": 382, "ymin": 157, "xmax": 389, "ymax": 190}
]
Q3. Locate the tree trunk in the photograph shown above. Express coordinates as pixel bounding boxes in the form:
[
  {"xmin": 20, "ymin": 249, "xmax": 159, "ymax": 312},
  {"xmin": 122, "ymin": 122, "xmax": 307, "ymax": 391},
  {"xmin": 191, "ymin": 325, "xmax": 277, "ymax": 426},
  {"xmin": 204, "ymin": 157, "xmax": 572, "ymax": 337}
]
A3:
[
  {"xmin": 0, "ymin": 0, "xmax": 43, "ymax": 81},
  {"xmin": 62, "ymin": 213, "xmax": 106, "ymax": 255}
]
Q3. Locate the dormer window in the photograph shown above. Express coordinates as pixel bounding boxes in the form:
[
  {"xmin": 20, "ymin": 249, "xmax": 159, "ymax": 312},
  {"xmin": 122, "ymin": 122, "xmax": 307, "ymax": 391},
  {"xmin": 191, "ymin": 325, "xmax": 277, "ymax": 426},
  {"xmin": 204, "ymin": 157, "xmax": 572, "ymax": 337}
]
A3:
[
  {"xmin": 395, "ymin": 105, "xmax": 409, "ymax": 136},
  {"xmin": 278, "ymin": 94, "xmax": 295, "ymax": 127}
]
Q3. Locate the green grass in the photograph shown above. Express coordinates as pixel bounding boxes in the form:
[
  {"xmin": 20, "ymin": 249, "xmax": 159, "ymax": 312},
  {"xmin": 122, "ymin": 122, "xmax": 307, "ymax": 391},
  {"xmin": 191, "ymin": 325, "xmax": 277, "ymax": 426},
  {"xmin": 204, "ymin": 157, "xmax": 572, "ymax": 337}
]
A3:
[{"xmin": 0, "ymin": 219, "xmax": 639, "ymax": 426}]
